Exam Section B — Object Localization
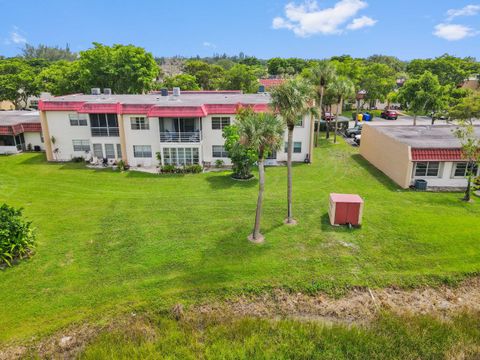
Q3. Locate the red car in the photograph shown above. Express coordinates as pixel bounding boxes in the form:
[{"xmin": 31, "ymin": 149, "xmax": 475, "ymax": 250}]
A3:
[
  {"xmin": 381, "ymin": 110, "xmax": 398, "ymax": 120},
  {"xmin": 322, "ymin": 112, "xmax": 336, "ymax": 121}
]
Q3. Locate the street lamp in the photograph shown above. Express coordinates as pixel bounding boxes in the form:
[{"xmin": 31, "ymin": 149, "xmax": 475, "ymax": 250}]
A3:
[{"xmin": 355, "ymin": 90, "xmax": 367, "ymax": 127}]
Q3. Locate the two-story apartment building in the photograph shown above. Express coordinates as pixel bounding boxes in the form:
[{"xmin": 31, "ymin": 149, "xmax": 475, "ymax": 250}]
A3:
[
  {"xmin": 38, "ymin": 91, "xmax": 314, "ymax": 167},
  {"xmin": 0, "ymin": 111, "xmax": 44, "ymax": 154}
]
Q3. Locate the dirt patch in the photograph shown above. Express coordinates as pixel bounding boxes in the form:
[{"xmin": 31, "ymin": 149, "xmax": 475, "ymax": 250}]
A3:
[
  {"xmin": 2, "ymin": 277, "xmax": 480, "ymax": 359},
  {"xmin": 191, "ymin": 277, "xmax": 480, "ymax": 324}
]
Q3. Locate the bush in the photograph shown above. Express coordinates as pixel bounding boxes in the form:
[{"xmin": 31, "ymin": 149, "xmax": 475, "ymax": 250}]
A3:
[
  {"xmin": 184, "ymin": 164, "xmax": 203, "ymax": 173},
  {"xmin": 0, "ymin": 204, "xmax": 36, "ymax": 267},
  {"xmin": 117, "ymin": 160, "xmax": 129, "ymax": 171},
  {"xmin": 71, "ymin": 156, "xmax": 85, "ymax": 163},
  {"xmin": 160, "ymin": 164, "xmax": 203, "ymax": 174},
  {"xmin": 160, "ymin": 164, "xmax": 177, "ymax": 173},
  {"xmin": 215, "ymin": 159, "xmax": 224, "ymax": 168}
]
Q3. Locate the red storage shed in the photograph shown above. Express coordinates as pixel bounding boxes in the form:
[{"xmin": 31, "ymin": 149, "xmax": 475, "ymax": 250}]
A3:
[{"xmin": 328, "ymin": 193, "xmax": 364, "ymax": 226}]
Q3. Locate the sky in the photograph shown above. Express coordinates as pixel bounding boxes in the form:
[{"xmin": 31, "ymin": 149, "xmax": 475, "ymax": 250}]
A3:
[{"xmin": 1, "ymin": 0, "xmax": 480, "ymax": 60}]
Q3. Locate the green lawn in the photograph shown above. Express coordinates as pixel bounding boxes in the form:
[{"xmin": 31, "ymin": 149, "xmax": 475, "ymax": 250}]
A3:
[{"xmin": 0, "ymin": 140, "xmax": 479, "ymax": 344}]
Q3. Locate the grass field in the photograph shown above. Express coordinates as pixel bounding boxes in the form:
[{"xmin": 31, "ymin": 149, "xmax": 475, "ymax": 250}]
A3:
[
  {"xmin": 79, "ymin": 312, "xmax": 480, "ymax": 359},
  {"xmin": 0, "ymin": 139, "xmax": 479, "ymax": 345}
]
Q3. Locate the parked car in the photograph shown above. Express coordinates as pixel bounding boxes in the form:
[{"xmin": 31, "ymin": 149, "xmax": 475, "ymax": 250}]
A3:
[
  {"xmin": 354, "ymin": 134, "xmax": 361, "ymax": 146},
  {"xmin": 430, "ymin": 111, "xmax": 448, "ymax": 121},
  {"xmin": 345, "ymin": 124, "xmax": 363, "ymax": 138},
  {"xmin": 380, "ymin": 110, "xmax": 398, "ymax": 120},
  {"xmin": 322, "ymin": 112, "xmax": 336, "ymax": 121}
]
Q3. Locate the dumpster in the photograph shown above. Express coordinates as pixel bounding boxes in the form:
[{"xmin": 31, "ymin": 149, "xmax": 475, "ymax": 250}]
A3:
[
  {"xmin": 414, "ymin": 179, "xmax": 428, "ymax": 190},
  {"xmin": 328, "ymin": 193, "xmax": 364, "ymax": 226},
  {"xmin": 363, "ymin": 112, "xmax": 372, "ymax": 121}
]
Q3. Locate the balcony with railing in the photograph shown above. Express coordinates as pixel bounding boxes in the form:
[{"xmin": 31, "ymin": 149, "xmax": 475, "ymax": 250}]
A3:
[
  {"xmin": 159, "ymin": 117, "xmax": 202, "ymax": 143},
  {"xmin": 159, "ymin": 131, "xmax": 201, "ymax": 143}
]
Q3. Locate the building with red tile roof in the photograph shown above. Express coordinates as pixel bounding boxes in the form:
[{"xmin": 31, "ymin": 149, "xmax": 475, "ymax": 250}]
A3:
[{"xmin": 359, "ymin": 124, "xmax": 479, "ymax": 190}]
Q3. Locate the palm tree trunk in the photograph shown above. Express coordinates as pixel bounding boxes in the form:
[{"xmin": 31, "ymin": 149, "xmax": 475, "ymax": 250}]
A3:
[
  {"xmin": 286, "ymin": 126, "xmax": 295, "ymax": 224},
  {"xmin": 413, "ymin": 114, "xmax": 417, "ymax": 126},
  {"xmin": 315, "ymin": 86, "xmax": 324, "ymax": 146},
  {"xmin": 334, "ymin": 99, "xmax": 341, "ymax": 144},
  {"xmin": 253, "ymin": 157, "xmax": 265, "ymax": 239}
]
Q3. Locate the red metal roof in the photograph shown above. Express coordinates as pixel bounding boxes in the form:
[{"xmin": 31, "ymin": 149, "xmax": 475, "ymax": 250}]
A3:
[
  {"xmin": 330, "ymin": 193, "xmax": 364, "ymax": 203},
  {"xmin": 411, "ymin": 148, "xmax": 465, "ymax": 161},
  {"xmin": 259, "ymin": 79, "xmax": 286, "ymax": 88},
  {"xmin": 39, "ymin": 100, "xmax": 271, "ymax": 116},
  {"xmin": 0, "ymin": 122, "xmax": 41, "ymax": 136}
]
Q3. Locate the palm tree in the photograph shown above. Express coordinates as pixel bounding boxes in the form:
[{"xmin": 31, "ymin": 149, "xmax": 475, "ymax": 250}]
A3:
[
  {"xmin": 237, "ymin": 112, "xmax": 284, "ymax": 242},
  {"xmin": 270, "ymin": 78, "xmax": 315, "ymax": 225},
  {"xmin": 306, "ymin": 61, "xmax": 337, "ymax": 146},
  {"xmin": 329, "ymin": 78, "xmax": 355, "ymax": 144}
]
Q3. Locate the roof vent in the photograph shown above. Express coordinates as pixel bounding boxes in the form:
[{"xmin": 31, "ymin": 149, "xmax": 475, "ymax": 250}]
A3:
[
  {"xmin": 160, "ymin": 88, "xmax": 168, "ymax": 96},
  {"xmin": 91, "ymin": 88, "xmax": 101, "ymax": 95},
  {"xmin": 103, "ymin": 88, "xmax": 112, "ymax": 95},
  {"xmin": 172, "ymin": 87, "xmax": 181, "ymax": 96}
]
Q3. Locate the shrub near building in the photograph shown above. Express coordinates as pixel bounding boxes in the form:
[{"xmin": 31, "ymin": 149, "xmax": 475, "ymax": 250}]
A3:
[{"xmin": 0, "ymin": 204, "xmax": 36, "ymax": 267}]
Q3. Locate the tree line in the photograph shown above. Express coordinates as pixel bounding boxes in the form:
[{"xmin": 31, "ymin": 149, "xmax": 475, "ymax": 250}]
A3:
[{"xmin": 1, "ymin": 42, "xmax": 479, "ymax": 113}]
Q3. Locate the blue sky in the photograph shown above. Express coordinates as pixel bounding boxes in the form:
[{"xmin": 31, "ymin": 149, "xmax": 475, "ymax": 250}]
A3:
[{"xmin": 1, "ymin": 0, "xmax": 479, "ymax": 60}]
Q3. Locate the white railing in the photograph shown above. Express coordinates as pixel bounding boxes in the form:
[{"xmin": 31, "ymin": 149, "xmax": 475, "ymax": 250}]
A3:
[{"xmin": 160, "ymin": 131, "xmax": 201, "ymax": 143}]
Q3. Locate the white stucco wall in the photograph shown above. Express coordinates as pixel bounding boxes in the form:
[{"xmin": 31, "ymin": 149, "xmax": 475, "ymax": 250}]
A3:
[
  {"xmin": 124, "ymin": 115, "xmax": 161, "ymax": 167},
  {"xmin": 44, "ymin": 111, "xmax": 313, "ymax": 166},
  {"xmin": 24, "ymin": 132, "xmax": 44, "ymax": 150},
  {"xmin": 411, "ymin": 161, "xmax": 477, "ymax": 188}
]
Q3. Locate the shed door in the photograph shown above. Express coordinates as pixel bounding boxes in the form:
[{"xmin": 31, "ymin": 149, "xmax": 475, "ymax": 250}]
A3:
[
  {"xmin": 346, "ymin": 203, "xmax": 360, "ymax": 225},
  {"xmin": 334, "ymin": 203, "xmax": 348, "ymax": 224}
]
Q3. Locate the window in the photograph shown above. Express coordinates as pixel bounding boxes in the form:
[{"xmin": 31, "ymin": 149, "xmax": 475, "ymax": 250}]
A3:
[
  {"xmin": 266, "ymin": 150, "xmax": 277, "ymax": 160},
  {"xmin": 131, "ymin": 117, "xmax": 149, "ymax": 130},
  {"xmin": 93, "ymin": 144, "xmax": 103, "ymax": 158},
  {"xmin": 163, "ymin": 147, "xmax": 199, "ymax": 165},
  {"xmin": 212, "ymin": 117, "xmax": 230, "ymax": 130},
  {"xmin": 454, "ymin": 162, "xmax": 479, "ymax": 177},
  {"xmin": 90, "ymin": 113, "xmax": 119, "ymax": 136},
  {"xmin": 414, "ymin": 162, "xmax": 440, "ymax": 177},
  {"xmin": 105, "ymin": 144, "xmax": 115, "ymax": 159},
  {"xmin": 133, "ymin": 145, "xmax": 152, "ymax": 158},
  {"xmin": 284, "ymin": 142, "xmax": 302, "ymax": 153},
  {"xmin": 212, "ymin": 145, "xmax": 228, "ymax": 157},
  {"xmin": 296, "ymin": 118, "xmax": 303, "ymax": 127},
  {"xmin": 116, "ymin": 144, "xmax": 122, "ymax": 159},
  {"xmin": 69, "ymin": 114, "xmax": 88, "ymax": 126},
  {"xmin": 72, "ymin": 140, "xmax": 90, "ymax": 152}
]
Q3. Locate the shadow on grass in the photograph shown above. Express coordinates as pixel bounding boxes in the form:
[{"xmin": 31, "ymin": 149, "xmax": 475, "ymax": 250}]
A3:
[
  {"xmin": 319, "ymin": 213, "xmax": 362, "ymax": 233},
  {"xmin": 206, "ymin": 173, "xmax": 258, "ymax": 190},
  {"xmin": 19, "ymin": 153, "xmax": 48, "ymax": 165},
  {"xmin": 350, "ymin": 154, "xmax": 400, "ymax": 192}
]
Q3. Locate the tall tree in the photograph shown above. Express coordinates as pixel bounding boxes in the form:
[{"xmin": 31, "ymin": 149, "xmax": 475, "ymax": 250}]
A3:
[
  {"xmin": 78, "ymin": 43, "xmax": 159, "ymax": 94},
  {"xmin": 304, "ymin": 61, "xmax": 337, "ymax": 146},
  {"xmin": 221, "ymin": 64, "xmax": 259, "ymax": 93},
  {"xmin": 183, "ymin": 60, "xmax": 224, "ymax": 90},
  {"xmin": 359, "ymin": 63, "xmax": 397, "ymax": 108},
  {"xmin": 329, "ymin": 78, "xmax": 355, "ymax": 144},
  {"xmin": 270, "ymin": 79, "xmax": 315, "ymax": 225},
  {"xmin": 237, "ymin": 112, "xmax": 284, "ymax": 242},
  {"xmin": 397, "ymin": 71, "xmax": 445, "ymax": 126},
  {"xmin": 160, "ymin": 74, "xmax": 200, "ymax": 90},
  {"xmin": 0, "ymin": 58, "xmax": 38, "ymax": 109},
  {"xmin": 36, "ymin": 60, "xmax": 82, "ymax": 95},
  {"xmin": 22, "ymin": 43, "xmax": 77, "ymax": 62}
]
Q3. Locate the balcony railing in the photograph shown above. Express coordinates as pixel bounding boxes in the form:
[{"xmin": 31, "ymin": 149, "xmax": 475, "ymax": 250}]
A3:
[
  {"xmin": 160, "ymin": 131, "xmax": 201, "ymax": 143},
  {"xmin": 91, "ymin": 127, "xmax": 119, "ymax": 137}
]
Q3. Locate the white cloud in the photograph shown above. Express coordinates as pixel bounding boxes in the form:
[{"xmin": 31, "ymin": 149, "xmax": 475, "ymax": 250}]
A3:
[
  {"xmin": 4, "ymin": 26, "xmax": 27, "ymax": 45},
  {"xmin": 346, "ymin": 15, "xmax": 377, "ymax": 30},
  {"xmin": 433, "ymin": 23, "xmax": 477, "ymax": 41},
  {"xmin": 202, "ymin": 41, "xmax": 216, "ymax": 49},
  {"xmin": 446, "ymin": 4, "xmax": 480, "ymax": 20},
  {"xmin": 272, "ymin": 0, "xmax": 375, "ymax": 37}
]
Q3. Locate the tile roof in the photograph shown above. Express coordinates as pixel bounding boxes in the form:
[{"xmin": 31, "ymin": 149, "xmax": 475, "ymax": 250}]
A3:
[
  {"xmin": 259, "ymin": 79, "xmax": 286, "ymax": 88},
  {"xmin": 411, "ymin": 148, "xmax": 465, "ymax": 161},
  {"xmin": 0, "ymin": 111, "xmax": 41, "ymax": 135}
]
